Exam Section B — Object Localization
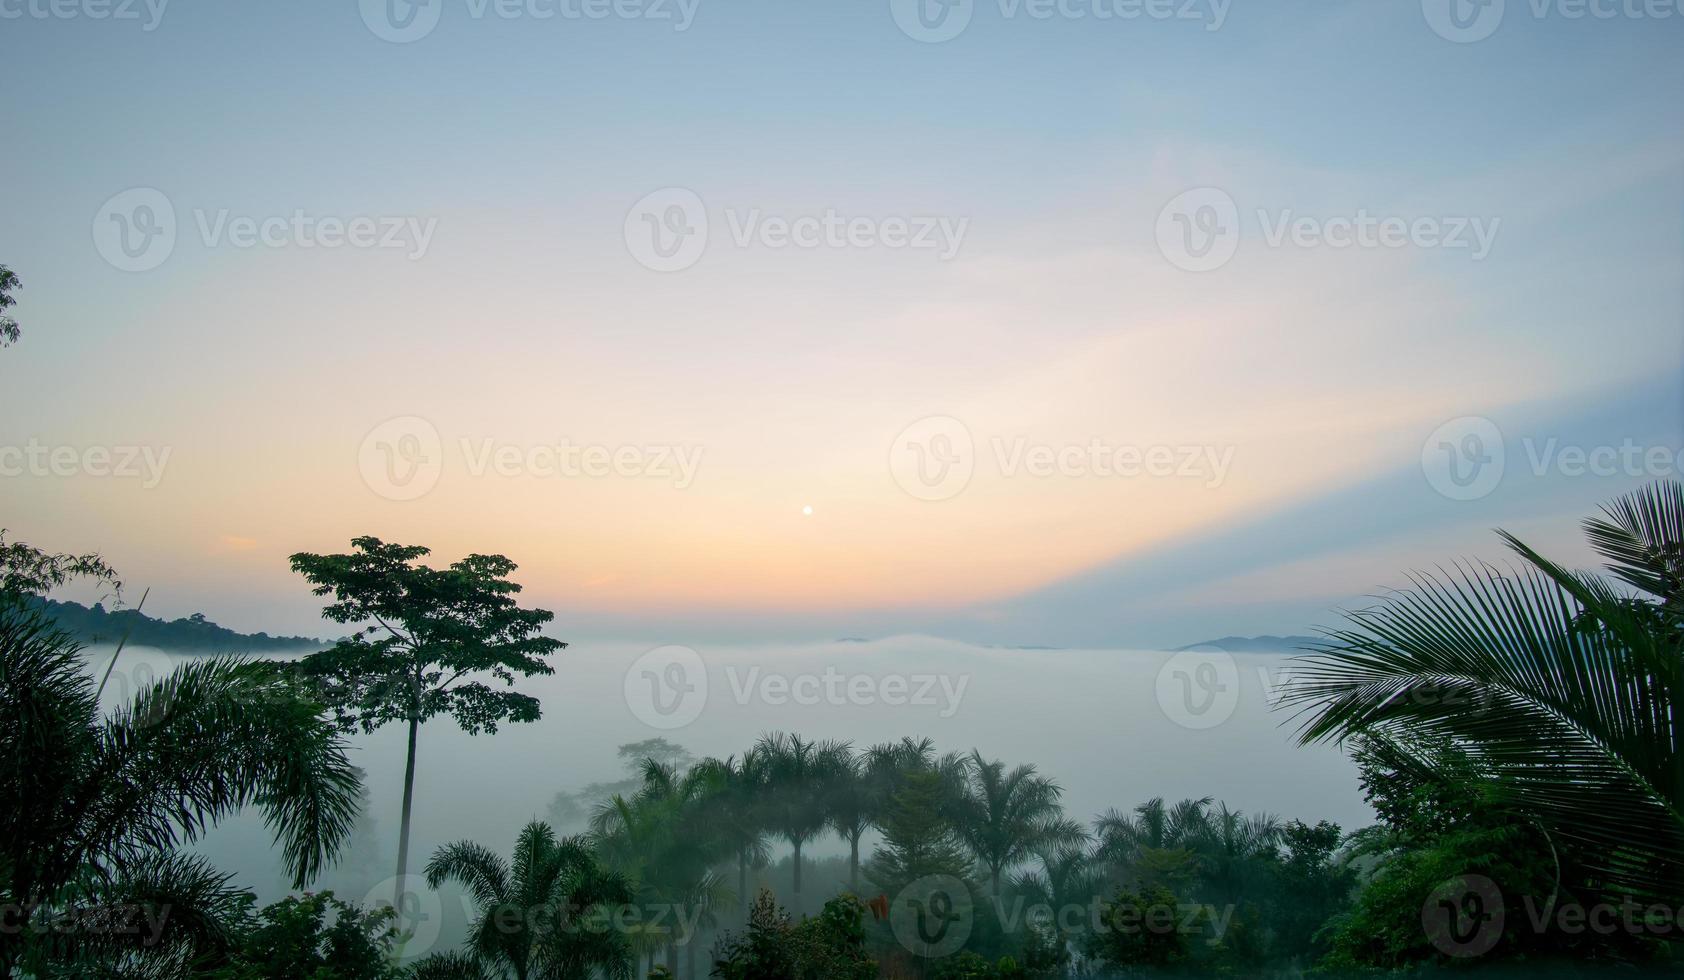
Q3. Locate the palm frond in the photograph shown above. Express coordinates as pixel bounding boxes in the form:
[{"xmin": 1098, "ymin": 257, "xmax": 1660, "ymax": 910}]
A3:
[
  {"xmin": 1581, "ymin": 479, "xmax": 1684, "ymax": 601},
  {"xmin": 425, "ymin": 840, "xmax": 510, "ymax": 908},
  {"xmin": 90, "ymin": 658, "xmax": 362, "ymax": 888},
  {"xmin": 1282, "ymin": 546, "xmax": 1682, "ymax": 899}
]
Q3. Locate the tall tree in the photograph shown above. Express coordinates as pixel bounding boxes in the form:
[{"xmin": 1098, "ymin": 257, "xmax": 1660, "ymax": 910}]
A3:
[
  {"xmin": 1094, "ymin": 797, "xmax": 1212, "ymax": 894},
  {"xmin": 0, "ymin": 593, "xmax": 360, "ymax": 975},
  {"xmin": 691, "ymin": 751, "xmax": 771, "ymax": 918},
  {"xmin": 952, "ymin": 751, "xmax": 1082, "ymax": 897},
  {"xmin": 0, "ymin": 264, "xmax": 21, "ymax": 347},
  {"xmin": 1282, "ymin": 480, "xmax": 1684, "ymax": 900},
  {"xmin": 1013, "ymin": 839, "xmax": 1101, "ymax": 963},
  {"xmin": 288, "ymin": 537, "xmax": 564, "ymax": 909},
  {"xmin": 1186, "ymin": 801, "xmax": 1281, "ymax": 908},
  {"xmin": 591, "ymin": 760, "xmax": 730, "ymax": 978},
  {"xmin": 824, "ymin": 746, "xmax": 873, "ymax": 894},
  {"xmin": 753, "ymin": 733, "xmax": 848, "ymax": 911},
  {"xmin": 864, "ymin": 769, "xmax": 974, "ymax": 898}
]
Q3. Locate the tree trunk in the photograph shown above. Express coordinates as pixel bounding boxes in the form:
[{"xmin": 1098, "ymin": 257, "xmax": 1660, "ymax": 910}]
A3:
[
  {"xmin": 666, "ymin": 940, "xmax": 678, "ymax": 977},
  {"xmin": 791, "ymin": 839, "xmax": 803, "ymax": 912},
  {"xmin": 685, "ymin": 931, "xmax": 697, "ymax": 980},
  {"xmin": 990, "ymin": 866, "xmax": 1001, "ymax": 898},
  {"xmin": 848, "ymin": 834, "xmax": 860, "ymax": 893},
  {"xmin": 393, "ymin": 712, "xmax": 420, "ymax": 911},
  {"xmin": 738, "ymin": 849, "xmax": 749, "ymax": 916}
]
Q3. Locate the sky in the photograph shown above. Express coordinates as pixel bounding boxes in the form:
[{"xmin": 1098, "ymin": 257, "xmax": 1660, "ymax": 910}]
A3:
[{"xmin": 1, "ymin": 0, "xmax": 1680, "ymax": 648}]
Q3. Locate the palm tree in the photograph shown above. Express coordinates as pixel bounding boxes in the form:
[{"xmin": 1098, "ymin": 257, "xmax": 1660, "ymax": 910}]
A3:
[
  {"xmin": 952, "ymin": 751, "xmax": 1083, "ymax": 897},
  {"xmin": 1281, "ymin": 480, "xmax": 1684, "ymax": 900},
  {"xmin": 1092, "ymin": 796, "xmax": 1212, "ymax": 891},
  {"xmin": 0, "ymin": 593, "xmax": 361, "ymax": 975},
  {"xmin": 862, "ymin": 736, "xmax": 971, "ymax": 822},
  {"xmin": 1186, "ymin": 802, "xmax": 1281, "ymax": 907},
  {"xmin": 691, "ymin": 752, "xmax": 771, "ymax": 918},
  {"xmin": 753, "ymin": 732, "xmax": 849, "ymax": 911},
  {"xmin": 424, "ymin": 821, "xmax": 634, "ymax": 980},
  {"xmin": 592, "ymin": 759, "xmax": 731, "ymax": 978},
  {"xmin": 1013, "ymin": 839, "xmax": 1101, "ymax": 958},
  {"xmin": 825, "ymin": 746, "xmax": 874, "ymax": 894},
  {"xmin": 405, "ymin": 950, "xmax": 491, "ymax": 980}
]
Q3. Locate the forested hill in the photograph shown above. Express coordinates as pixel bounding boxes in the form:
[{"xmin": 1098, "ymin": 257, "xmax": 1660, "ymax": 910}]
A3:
[{"xmin": 33, "ymin": 597, "xmax": 323, "ymax": 653}]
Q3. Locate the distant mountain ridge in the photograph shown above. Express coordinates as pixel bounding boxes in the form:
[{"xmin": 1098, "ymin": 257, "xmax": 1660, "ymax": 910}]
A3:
[
  {"xmin": 1176, "ymin": 634, "xmax": 1322, "ymax": 653},
  {"xmin": 33, "ymin": 597, "xmax": 323, "ymax": 653}
]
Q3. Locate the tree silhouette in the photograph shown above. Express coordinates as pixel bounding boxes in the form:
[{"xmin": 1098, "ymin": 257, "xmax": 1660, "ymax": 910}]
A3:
[
  {"xmin": 0, "ymin": 265, "xmax": 21, "ymax": 347},
  {"xmin": 1283, "ymin": 480, "xmax": 1684, "ymax": 900},
  {"xmin": 952, "ymin": 751, "xmax": 1082, "ymax": 897},
  {"xmin": 288, "ymin": 537, "xmax": 564, "ymax": 911},
  {"xmin": 753, "ymin": 733, "xmax": 848, "ymax": 911},
  {"xmin": 0, "ymin": 594, "xmax": 359, "ymax": 975},
  {"xmin": 425, "ymin": 821, "xmax": 633, "ymax": 980}
]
